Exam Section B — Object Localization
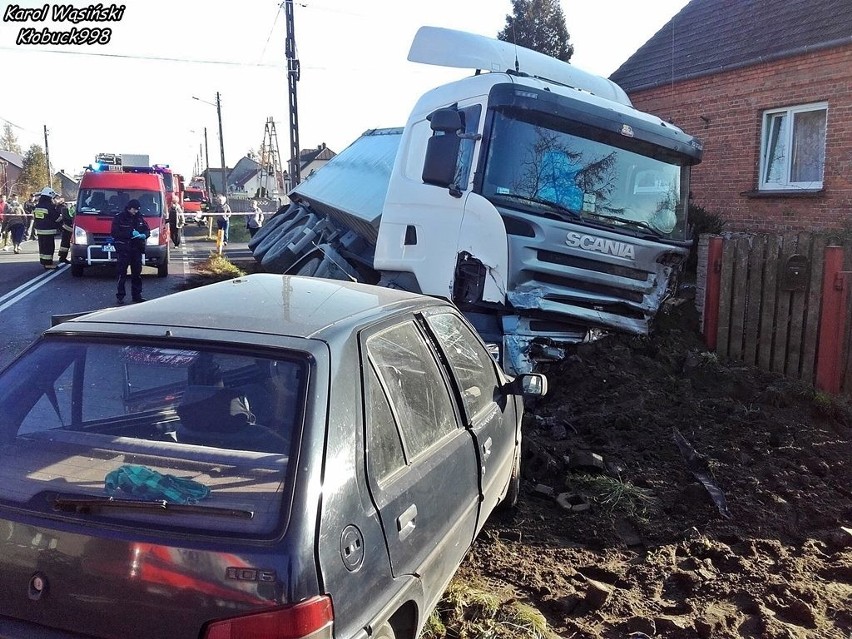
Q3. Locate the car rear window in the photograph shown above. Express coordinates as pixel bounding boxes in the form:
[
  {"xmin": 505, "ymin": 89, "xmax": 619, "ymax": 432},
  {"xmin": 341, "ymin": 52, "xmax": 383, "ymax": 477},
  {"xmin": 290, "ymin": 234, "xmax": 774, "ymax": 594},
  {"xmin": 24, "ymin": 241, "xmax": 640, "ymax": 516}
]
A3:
[{"xmin": 0, "ymin": 338, "xmax": 308, "ymax": 536}]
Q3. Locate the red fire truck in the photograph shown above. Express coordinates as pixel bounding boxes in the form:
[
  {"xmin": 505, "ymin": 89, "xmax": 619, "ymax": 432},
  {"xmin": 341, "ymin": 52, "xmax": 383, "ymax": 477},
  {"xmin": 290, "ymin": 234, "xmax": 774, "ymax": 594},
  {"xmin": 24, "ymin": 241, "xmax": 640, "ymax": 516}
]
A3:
[{"xmin": 70, "ymin": 154, "xmax": 171, "ymax": 278}]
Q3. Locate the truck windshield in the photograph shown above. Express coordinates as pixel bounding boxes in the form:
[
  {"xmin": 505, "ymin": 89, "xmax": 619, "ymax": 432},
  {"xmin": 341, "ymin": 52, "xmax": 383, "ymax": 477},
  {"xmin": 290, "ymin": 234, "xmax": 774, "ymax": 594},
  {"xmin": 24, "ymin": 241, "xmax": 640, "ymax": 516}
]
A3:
[
  {"xmin": 481, "ymin": 110, "xmax": 690, "ymax": 239},
  {"xmin": 77, "ymin": 189, "xmax": 163, "ymax": 216},
  {"xmin": 184, "ymin": 190, "xmax": 206, "ymax": 203}
]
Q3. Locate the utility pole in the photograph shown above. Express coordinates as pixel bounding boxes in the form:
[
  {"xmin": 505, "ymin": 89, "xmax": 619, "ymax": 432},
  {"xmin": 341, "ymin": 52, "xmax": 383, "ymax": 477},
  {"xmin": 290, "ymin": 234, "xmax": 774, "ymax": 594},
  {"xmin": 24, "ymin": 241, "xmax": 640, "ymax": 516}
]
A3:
[
  {"xmin": 284, "ymin": 0, "xmax": 301, "ymax": 186},
  {"xmin": 204, "ymin": 126, "xmax": 211, "ymax": 198},
  {"xmin": 216, "ymin": 92, "xmax": 227, "ymax": 198},
  {"xmin": 43, "ymin": 124, "xmax": 52, "ymax": 188}
]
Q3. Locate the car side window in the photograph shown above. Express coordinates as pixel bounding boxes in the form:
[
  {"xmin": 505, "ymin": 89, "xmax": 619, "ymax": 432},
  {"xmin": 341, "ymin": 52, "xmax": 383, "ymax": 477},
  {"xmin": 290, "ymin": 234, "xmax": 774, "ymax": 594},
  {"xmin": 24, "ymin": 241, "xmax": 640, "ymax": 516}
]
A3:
[
  {"xmin": 425, "ymin": 312, "xmax": 501, "ymax": 420},
  {"xmin": 365, "ymin": 362, "xmax": 406, "ymax": 484},
  {"xmin": 367, "ymin": 322, "xmax": 456, "ymax": 460}
]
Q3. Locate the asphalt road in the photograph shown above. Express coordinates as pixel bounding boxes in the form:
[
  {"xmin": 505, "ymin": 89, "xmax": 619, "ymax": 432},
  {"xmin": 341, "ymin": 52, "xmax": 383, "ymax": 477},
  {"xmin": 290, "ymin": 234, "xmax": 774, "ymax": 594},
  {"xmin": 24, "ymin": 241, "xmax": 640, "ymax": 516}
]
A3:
[{"xmin": 0, "ymin": 224, "xmax": 254, "ymax": 370}]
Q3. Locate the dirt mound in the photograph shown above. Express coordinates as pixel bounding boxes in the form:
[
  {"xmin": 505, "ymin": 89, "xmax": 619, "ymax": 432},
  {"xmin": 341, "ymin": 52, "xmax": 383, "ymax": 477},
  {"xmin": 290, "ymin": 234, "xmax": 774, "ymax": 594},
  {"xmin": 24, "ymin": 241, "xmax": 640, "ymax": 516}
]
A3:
[{"xmin": 457, "ymin": 294, "xmax": 852, "ymax": 638}]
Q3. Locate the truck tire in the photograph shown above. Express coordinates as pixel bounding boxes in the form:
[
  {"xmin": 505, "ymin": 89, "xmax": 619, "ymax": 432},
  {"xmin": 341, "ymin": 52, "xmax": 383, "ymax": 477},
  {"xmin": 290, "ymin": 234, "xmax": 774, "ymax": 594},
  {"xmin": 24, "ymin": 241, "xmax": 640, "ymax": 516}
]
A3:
[
  {"xmin": 157, "ymin": 258, "xmax": 169, "ymax": 277},
  {"xmin": 71, "ymin": 264, "xmax": 84, "ymax": 277},
  {"xmin": 289, "ymin": 253, "xmax": 323, "ymax": 277},
  {"xmin": 260, "ymin": 222, "xmax": 313, "ymax": 274},
  {"xmin": 252, "ymin": 211, "xmax": 314, "ymax": 262},
  {"xmin": 247, "ymin": 204, "xmax": 299, "ymax": 251},
  {"xmin": 313, "ymin": 246, "xmax": 360, "ymax": 281}
]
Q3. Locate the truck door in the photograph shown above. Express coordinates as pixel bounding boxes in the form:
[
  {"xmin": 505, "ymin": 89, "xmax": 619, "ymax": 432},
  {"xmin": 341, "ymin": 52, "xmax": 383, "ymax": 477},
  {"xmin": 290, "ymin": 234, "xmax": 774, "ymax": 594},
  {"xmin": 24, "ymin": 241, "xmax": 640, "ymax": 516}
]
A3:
[
  {"xmin": 421, "ymin": 310, "xmax": 519, "ymax": 528},
  {"xmin": 362, "ymin": 319, "xmax": 479, "ymax": 610}
]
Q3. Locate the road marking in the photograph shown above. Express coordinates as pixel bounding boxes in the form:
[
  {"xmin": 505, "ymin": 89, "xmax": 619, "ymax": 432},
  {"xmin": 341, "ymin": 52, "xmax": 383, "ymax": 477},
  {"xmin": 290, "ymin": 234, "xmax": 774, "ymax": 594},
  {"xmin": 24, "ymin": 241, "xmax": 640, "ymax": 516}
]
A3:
[{"xmin": 0, "ymin": 264, "xmax": 69, "ymax": 313}]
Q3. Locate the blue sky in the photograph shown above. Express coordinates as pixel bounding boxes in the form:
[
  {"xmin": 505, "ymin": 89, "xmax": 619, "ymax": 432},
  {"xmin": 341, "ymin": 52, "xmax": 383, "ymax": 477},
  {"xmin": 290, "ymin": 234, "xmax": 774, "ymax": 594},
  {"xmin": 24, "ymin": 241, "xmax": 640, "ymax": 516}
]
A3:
[{"xmin": 0, "ymin": 0, "xmax": 689, "ymax": 180}]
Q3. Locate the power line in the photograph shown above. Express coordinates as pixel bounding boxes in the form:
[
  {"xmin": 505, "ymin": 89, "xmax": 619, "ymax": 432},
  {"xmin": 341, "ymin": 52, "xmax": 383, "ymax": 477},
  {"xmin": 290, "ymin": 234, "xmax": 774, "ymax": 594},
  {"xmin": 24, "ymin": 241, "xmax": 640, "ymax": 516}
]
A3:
[{"xmin": 0, "ymin": 46, "xmax": 281, "ymax": 68}]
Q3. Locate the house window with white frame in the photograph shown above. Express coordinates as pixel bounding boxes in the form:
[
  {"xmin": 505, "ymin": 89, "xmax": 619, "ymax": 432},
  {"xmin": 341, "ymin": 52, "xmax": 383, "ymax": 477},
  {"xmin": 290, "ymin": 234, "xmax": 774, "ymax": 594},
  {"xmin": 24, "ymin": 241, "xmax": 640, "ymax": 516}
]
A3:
[{"xmin": 759, "ymin": 103, "xmax": 827, "ymax": 191}]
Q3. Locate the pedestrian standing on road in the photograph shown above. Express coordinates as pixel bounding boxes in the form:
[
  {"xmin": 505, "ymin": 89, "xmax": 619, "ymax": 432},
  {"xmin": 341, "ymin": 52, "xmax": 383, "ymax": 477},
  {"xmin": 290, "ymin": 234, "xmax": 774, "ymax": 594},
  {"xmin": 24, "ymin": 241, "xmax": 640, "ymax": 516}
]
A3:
[
  {"xmin": 0, "ymin": 194, "xmax": 9, "ymax": 251},
  {"xmin": 111, "ymin": 199, "xmax": 150, "ymax": 305},
  {"xmin": 216, "ymin": 195, "xmax": 231, "ymax": 245},
  {"xmin": 56, "ymin": 196, "xmax": 74, "ymax": 264},
  {"xmin": 168, "ymin": 199, "xmax": 185, "ymax": 247},
  {"xmin": 4, "ymin": 194, "xmax": 27, "ymax": 254},
  {"xmin": 33, "ymin": 187, "xmax": 62, "ymax": 269},
  {"xmin": 246, "ymin": 199, "xmax": 263, "ymax": 238},
  {"xmin": 24, "ymin": 193, "xmax": 38, "ymax": 240}
]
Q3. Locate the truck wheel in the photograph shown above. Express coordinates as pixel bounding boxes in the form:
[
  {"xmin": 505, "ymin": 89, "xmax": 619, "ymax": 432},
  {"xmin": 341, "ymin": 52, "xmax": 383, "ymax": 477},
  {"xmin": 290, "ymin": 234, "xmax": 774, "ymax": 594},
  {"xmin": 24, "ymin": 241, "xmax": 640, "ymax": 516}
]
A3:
[
  {"xmin": 157, "ymin": 260, "xmax": 169, "ymax": 277},
  {"xmin": 313, "ymin": 246, "xmax": 360, "ymax": 281},
  {"xmin": 260, "ymin": 218, "xmax": 317, "ymax": 273},
  {"xmin": 252, "ymin": 211, "xmax": 314, "ymax": 262},
  {"xmin": 290, "ymin": 254, "xmax": 322, "ymax": 277},
  {"xmin": 247, "ymin": 205, "xmax": 298, "ymax": 250},
  {"xmin": 71, "ymin": 264, "xmax": 84, "ymax": 277}
]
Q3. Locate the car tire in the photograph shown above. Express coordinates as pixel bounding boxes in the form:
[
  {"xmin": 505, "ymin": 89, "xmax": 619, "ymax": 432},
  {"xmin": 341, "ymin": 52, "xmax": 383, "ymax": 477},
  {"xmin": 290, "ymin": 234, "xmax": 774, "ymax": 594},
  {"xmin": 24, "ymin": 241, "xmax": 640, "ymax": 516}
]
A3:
[
  {"xmin": 71, "ymin": 264, "xmax": 84, "ymax": 277},
  {"xmin": 157, "ymin": 249, "xmax": 169, "ymax": 278},
  {"xmin": 373, "ymin": 622, "xmax": 397, "ymax": 639},
  {"xmin": 499, "ymin": 445, "xmax": 522, "ymax": 511}
]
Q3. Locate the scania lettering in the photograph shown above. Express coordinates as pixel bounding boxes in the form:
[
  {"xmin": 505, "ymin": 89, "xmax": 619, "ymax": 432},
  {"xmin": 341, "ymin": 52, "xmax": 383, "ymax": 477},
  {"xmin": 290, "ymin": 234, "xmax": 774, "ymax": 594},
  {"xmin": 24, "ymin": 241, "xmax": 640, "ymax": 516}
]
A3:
[
  {"xmin": 565, "ymin": 232, "xmax": 636, "ymax": 260},
  {"xmin": 250, "ymin": 27, "xmax": 703, "ymax": 373}
]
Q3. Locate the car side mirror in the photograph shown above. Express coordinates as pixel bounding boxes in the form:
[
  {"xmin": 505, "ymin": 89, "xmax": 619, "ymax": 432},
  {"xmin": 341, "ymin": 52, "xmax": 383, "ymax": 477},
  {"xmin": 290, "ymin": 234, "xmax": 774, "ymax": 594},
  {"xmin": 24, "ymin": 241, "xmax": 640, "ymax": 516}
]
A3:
[{"xmin": 507, "ymin": 373, "xmax": 548, "ymax": 397}]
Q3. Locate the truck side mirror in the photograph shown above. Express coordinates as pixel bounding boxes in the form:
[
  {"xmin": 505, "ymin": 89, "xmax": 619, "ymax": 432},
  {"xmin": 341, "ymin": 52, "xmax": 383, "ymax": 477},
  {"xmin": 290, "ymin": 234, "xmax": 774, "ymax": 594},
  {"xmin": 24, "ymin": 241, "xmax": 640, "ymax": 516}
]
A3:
[{"xmin": 422, "ymin": 109, "xmax": 462, "ymax": 190}]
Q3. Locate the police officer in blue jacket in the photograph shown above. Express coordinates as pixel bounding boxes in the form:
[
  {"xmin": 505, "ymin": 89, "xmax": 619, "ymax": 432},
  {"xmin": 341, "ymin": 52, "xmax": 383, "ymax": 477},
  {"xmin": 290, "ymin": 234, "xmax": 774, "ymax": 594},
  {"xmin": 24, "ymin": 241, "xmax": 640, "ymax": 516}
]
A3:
[{"xmin": 110, "ymin": 199, "xmax": 150, "ymax": 304}]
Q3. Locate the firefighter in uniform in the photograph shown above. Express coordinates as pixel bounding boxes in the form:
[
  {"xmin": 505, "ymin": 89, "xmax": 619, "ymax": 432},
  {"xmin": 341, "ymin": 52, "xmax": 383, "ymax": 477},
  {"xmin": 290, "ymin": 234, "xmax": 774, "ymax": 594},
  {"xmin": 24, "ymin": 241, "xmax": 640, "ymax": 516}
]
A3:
[
  {"xmin": 56, "ymin": 196, "xmax": 74, "ymax": 264},
  {"xmin": 33, "ymin": 187, "xmax": 62, "ymax": 269}
]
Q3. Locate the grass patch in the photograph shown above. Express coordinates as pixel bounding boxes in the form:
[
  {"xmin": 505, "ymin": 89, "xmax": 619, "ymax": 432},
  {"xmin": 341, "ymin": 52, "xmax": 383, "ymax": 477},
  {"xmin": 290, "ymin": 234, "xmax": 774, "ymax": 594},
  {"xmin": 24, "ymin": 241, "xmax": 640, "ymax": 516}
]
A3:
[
  {"xmin": 570, "ymin": 473, "xmax": 656, "ymax": 521},
  {"xmin": 179, "ymin": 254, "xmax": 247, "ymax": 290},
  {"xmin": 421, "ymin": 576, "xmax": 557, "ymax": 639}
]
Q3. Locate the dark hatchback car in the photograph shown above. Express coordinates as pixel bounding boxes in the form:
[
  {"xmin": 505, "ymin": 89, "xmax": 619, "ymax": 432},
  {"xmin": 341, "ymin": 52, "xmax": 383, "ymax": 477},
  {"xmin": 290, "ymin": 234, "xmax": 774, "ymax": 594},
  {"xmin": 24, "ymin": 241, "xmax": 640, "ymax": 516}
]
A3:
[{"xmin": 0, "ymin": 274, "xmax": 546, "ymax": 639}]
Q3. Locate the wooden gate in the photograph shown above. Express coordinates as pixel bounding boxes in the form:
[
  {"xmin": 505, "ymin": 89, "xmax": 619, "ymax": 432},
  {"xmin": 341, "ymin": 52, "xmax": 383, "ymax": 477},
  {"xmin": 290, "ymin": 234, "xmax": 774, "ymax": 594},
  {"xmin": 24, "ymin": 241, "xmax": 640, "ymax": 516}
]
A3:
[{"xmin": 698, "ymin": 232, "xmax": 852, "ymax": 395}]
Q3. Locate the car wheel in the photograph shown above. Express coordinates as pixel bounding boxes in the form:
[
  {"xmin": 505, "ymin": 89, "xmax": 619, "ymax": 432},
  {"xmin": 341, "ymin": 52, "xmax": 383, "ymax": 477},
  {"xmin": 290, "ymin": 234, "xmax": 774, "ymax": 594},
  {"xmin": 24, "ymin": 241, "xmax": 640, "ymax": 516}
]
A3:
[
  {"xmin": 373, "ymin": 621, "xmax": 397, "ymax": 639},
  {"xmin": 157, "ymin": 257, "xmax": 169, "ymax": 278},
  {"xmin": 499, "ymin": 445, "xmax": 522, "ymax": 511},
  {"xmin": 71, "ymin": 264, "xmax": 84, "ymax": 277}
]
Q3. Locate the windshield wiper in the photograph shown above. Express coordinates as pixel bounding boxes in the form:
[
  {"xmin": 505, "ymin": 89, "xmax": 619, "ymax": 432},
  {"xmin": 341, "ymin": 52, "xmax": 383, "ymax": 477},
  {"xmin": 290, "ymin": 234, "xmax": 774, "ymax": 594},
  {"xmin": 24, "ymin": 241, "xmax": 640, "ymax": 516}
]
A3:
[
  {"xmin": 493, "ymin": 193, "xmax": 583, "ymax": 223},
  {"xmin": 53, "ymin": 495, "xmax": 253, "ymax": 519},
  {"xmin": 582, "ymin": 211, "xmax": 664, "ymax": 238}
]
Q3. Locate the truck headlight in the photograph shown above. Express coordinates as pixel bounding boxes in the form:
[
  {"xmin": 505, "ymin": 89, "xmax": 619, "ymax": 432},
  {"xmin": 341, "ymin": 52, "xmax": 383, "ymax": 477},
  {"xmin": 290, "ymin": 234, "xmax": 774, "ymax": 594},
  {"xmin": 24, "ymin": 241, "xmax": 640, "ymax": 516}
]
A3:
[
  {"xmin": 146, "ymin": 228, "xmax": 159, "ymax": 246},
  {"xmin": 73, "ymin": 226, "xmax": 88, "ymax": 245}
]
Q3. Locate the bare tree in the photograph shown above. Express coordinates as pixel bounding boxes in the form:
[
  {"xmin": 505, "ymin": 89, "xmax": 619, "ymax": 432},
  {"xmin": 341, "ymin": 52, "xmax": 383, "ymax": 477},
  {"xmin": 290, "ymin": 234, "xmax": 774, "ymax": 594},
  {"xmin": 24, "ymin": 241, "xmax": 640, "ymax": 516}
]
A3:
[{"xmin": 0, "ymin": 123, "xmax": 22, "ymax": 155}]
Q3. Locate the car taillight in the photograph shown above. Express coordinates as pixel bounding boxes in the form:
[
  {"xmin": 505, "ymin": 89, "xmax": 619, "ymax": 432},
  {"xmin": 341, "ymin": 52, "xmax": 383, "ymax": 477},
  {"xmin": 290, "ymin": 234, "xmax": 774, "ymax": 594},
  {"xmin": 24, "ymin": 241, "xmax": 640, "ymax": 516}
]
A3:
[{"xmin": 202, "ymin": 596, "xmax": 333, "ymax": 639}]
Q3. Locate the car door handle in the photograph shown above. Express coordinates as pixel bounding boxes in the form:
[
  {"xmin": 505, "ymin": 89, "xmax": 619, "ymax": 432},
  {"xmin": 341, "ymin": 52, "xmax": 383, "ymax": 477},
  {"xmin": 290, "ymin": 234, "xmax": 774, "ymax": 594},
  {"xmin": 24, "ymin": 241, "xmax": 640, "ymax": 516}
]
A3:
[
  {"xmin": 482, "ymin": 437, "xmax": 492, "ymax": 460},
  {"xmin": 397, "ymin": 504, "xmax": 417, "ymax": 541}
]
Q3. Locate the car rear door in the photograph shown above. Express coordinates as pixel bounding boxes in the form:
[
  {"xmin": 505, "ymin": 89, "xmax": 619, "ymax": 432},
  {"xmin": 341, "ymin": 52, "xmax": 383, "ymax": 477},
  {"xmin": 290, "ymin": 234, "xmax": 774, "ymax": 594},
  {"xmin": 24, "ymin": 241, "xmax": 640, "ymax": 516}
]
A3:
[{"xmin": 361, "ymin": 318, "xmax": 479, "ymax": 610}]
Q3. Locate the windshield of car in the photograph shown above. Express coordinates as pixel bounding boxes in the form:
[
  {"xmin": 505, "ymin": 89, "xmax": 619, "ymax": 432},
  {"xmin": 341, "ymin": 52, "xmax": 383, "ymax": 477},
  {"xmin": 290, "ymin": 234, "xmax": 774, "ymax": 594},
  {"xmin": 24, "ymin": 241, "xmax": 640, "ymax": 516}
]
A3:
[
  {"xmin": 481, "ymin": 110, "xmax": 690, "ymax": 238},
  {"xmin": 0, "ymin": 338, "xmax": 308, "ymax": 536},
  {"xmin": 76, "ymin": 189, "xmax": 164, "ymax": 216}
]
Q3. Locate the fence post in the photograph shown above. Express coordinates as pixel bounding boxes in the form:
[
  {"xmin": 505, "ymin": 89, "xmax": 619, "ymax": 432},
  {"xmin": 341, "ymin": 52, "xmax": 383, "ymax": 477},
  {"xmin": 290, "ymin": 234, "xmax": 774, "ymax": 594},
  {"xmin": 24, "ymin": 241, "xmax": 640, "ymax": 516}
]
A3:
[
  {"xmin": 815, "ymin": 246, "xmax": 847, "ymax": 394},
  {"xmin": 703, "ymin": 236, "xmax": 724, "ymax": 351}
]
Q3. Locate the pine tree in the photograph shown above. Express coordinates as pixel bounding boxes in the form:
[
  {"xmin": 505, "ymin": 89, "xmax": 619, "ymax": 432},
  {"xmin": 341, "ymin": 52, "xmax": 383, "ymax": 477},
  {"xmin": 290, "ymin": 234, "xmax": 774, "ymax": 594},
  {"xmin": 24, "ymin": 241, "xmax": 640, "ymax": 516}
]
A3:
[
  {"xmin": 497, "ymin": 0, "xmax": 574, "ymax": 63},
  {"xmin": 19, "ymin": 144, "xmax": 49, "ymax": 197},
  {"xmin": 0, "ymin": 123, "xmax": 22, "ymax": 155}
]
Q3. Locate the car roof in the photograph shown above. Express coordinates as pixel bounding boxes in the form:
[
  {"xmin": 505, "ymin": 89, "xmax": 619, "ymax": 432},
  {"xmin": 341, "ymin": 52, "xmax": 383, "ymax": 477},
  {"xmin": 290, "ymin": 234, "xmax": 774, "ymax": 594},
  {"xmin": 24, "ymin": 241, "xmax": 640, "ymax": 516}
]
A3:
[{"xmin": 48, "ymin": 274, "xmax": 448, "ymax": 340}]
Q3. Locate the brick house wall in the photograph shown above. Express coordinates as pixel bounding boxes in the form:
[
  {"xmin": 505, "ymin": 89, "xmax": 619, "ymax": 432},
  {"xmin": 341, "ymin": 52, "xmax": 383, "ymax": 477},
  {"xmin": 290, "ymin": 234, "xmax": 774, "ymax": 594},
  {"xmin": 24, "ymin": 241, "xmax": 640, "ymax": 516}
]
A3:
[{"xmin": 623, "ymin": 44, "xmax": 852, "ymax": 233}]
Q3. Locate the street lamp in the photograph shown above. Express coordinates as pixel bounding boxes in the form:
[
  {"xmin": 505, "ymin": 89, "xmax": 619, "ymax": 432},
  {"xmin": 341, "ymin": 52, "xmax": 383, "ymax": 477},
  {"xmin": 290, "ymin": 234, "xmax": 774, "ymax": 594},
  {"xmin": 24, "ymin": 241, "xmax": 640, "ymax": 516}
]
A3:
[{"xmin": 192, "ymin": 93, "xmax": 227, "ymax": 199}]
